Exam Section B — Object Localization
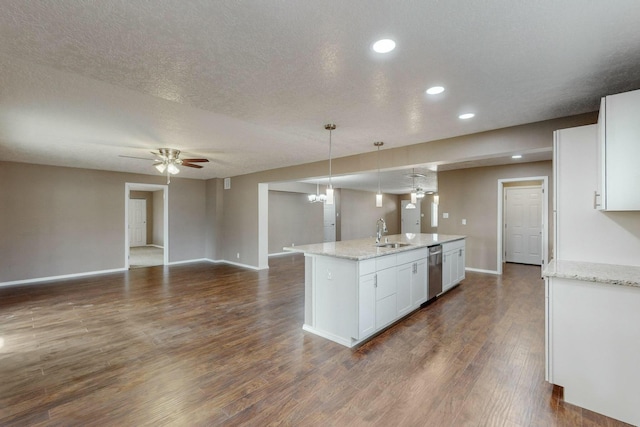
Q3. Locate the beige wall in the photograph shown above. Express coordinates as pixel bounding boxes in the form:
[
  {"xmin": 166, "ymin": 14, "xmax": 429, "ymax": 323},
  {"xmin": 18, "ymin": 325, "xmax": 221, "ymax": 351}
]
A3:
[
  {"xmin": 437, "ymin": 161, "xmax": 553, "ymax": 272},
  {"xmin": 217, "ymin": 113, "xmax": 596, "ymax": 268},
  {"xmin": 268, "ymin": 191, "xmax": 324, "ymax": 254},
  {"xmin": 340, "ymin": 190, "xmax": 400, "ymax": 240},
  {"xmin": 0, "ymin": 161, "xmax": 207, "ymax": 283},
  {"xmin": 152, "ymin": 190, "xmax": 164, "ymax": 247},
  {"xmin": 1, "ymin": 113, "xmax": 598, "ymax": 281}
]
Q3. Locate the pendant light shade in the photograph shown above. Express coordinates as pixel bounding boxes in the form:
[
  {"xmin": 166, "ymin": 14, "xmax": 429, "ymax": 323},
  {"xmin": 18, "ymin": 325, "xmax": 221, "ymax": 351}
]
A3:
[
  {"xmin": 325, "ymin": 123, "xmax": 336, "ymax": 205},
  {"xmin": 374, "ymin": 141, "xmax": 384, "ymax": 207},
  {"xmin": 411, "ymin": 191, "xmax": 417, "ymax": 204}
]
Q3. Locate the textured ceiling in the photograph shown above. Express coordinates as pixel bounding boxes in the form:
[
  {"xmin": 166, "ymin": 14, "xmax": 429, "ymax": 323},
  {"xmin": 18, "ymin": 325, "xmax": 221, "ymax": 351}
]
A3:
[{"xmin": 1, "ymin": 1, "xmax": 640, "ymax": 187}]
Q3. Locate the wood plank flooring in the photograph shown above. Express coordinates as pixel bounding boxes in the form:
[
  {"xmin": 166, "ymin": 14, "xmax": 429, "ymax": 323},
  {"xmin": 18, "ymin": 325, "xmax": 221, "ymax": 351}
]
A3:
[{"xmin": 0, "ymin": 255, "xmax": 631, "ymax": 426}]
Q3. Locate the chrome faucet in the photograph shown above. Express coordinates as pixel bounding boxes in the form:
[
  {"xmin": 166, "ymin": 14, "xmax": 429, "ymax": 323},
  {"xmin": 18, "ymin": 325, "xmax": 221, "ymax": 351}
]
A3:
[{"xmin": 376, "ymin": 218, "xmax": 388, "ymax": 243}]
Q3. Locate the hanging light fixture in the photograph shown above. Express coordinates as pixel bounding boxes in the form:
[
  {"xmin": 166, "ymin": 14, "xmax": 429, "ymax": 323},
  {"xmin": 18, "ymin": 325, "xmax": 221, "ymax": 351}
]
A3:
[
  {"xmin": 324, "ymin": 123, "xmax": 336, "ymax": 205},
  {"xmin": 406, "ymin": 168, "xmax": 417, "ymax": 209},
  {"xmin": 374, "ymin": 141, "xmax": 384, "ymax": 207},
  {"xmin": 308, "ymin": 183, "xmax": 327, "ymax": 203}
]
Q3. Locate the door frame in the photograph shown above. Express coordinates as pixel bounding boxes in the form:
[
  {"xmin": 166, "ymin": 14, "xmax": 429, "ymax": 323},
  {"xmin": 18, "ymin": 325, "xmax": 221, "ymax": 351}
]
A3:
[
  {"xmin": 496, "ymin": 176, "xmax": 548, "ymax": 275},
  {"xmin": 125, "ymin": 183, "xmax": 169, "ymax": 268}
]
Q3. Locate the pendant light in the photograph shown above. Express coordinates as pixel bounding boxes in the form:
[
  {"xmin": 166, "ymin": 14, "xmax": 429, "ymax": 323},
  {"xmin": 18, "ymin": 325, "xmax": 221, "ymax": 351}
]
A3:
[
  {"xmin": 406, "ymin": 168, "xmax": 417, "ymax": 209},
  {"xmin": 308, "ymin": 182, "xmax": 327, "ymax": 203},
  {"xmin": 374, "ymin": 141, "xmax": 384, "ymax": 207},
  {"xmin": 325, "ymin": 123, "xmax": 336, "ymax": 205}
]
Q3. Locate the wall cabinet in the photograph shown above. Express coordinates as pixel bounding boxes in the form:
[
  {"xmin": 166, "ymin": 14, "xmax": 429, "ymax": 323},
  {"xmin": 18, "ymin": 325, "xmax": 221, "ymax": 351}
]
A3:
[
  {"xmin": 442, "ymin": 240, "xmax": 465, "ymax": 293},
  {"xmin": 595, "ymin": 88, "xmax": 640, "ymax": 211}
]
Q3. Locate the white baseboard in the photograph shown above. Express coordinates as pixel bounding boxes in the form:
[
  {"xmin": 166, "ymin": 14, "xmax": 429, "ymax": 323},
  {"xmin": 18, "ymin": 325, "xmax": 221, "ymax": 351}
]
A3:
[
  {"xmin": 208, "ymin": 259, "xmax": 267, "ymax": 271},
  {"xmin": 0, "ymin": 268, "xmax": 127, "ymax": 288},
  {"xmin": 167, "ymin": 258, "xmax": 210, "ymax": 266},
  {"xmin": 149, "ymin": 244, "xmax": 164, "ymax": 249},
  {"xmin": 465, "ymin": 267, "xmax": 500, "ymax": 275},
  {"xmin": 269, "ymin": 251, "xmax": 293, "ymax": 257}
]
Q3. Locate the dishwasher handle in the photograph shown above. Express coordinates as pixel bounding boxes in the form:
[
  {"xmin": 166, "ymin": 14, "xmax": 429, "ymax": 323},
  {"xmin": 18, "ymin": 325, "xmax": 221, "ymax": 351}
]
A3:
[{"xmin": 428, "ymin": 250, "xmax": 442, "ymax": 256}]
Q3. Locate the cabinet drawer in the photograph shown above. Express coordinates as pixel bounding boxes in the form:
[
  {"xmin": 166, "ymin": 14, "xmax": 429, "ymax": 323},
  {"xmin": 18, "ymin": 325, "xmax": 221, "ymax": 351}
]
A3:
[
  {"xmin": 376, "ymin": 254, "xmax": 397, "ymax": 271},
  {"xmin": 396, "ymin": 247, "xmax": 428, "ymax": 265},
  {"xmin": 359, "ymin": 258, "xmax": 376, "ymax": 276},
  {"xmin": 442, "ymin": 239, "xmax": 464, "ymax": 252}
]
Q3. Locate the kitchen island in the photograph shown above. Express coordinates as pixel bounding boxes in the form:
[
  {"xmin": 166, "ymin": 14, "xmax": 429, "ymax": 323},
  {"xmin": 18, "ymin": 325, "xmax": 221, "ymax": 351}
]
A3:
[{"xmin": 285, "ymin": 233, "xmax": 465, "ymax": 347}]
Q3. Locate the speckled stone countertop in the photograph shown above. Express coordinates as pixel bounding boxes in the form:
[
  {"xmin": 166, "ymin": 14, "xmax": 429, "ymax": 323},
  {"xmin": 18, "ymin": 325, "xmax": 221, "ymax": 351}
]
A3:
[
  {"xmin": 284, "ymin": 233, "xmax": 465, "ymax": 261},
  {"xmin": 543, "ymin": 259, "xmax": 640, "ymax": 288}
]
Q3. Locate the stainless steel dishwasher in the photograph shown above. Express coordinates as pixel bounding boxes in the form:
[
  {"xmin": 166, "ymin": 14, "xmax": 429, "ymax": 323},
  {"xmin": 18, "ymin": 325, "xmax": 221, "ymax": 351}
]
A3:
[{"xmin": 428, "ymin": 245, "xmax": 443, "ymax": 300}]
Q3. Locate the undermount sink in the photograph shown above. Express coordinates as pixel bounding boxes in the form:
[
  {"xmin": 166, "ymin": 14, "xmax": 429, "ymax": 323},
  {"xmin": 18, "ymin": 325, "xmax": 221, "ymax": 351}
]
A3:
[{"xmin": 375, "ymin": 242, "xmax": 412, "ymax": 249}]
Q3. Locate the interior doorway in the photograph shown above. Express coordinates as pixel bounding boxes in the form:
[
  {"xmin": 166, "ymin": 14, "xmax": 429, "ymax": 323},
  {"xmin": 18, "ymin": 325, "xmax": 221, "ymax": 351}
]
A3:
[
  {"xmin": 504, "ymin": 185, "xmax": 542, "ymax": 265},
  {"xmin": 497, "ymin": 177, "xmax": 548, "ymax": 275},
  {"xmin": 401, "ymin": 200, "xmax": 421, "ymax": 234},
  {"xmin": 125, "ymin": 183, "xmax": 169, "ymax": 269}
]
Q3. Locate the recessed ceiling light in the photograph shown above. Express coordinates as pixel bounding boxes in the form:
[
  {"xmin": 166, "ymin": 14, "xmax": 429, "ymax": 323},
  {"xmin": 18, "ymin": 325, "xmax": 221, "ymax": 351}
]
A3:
[
  {"xmin": 426, "ymin": 86, "xmax": 445, "ymax": 95},
  {"xmin": 459, "ymin": 113, "xmax": 475, "ymax": 119},
  {"xmin": 372, "ymin": 39, "xmax": 396, "ymax": 53},
  {"xmin": 512, "ymin": 154, "xmax": 522, "ymax": 159}
]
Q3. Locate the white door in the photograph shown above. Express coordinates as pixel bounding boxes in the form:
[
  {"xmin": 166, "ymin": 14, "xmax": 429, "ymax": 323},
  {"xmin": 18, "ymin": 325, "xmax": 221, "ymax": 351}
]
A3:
[
  {"xmin": 129, "ymin": 199, "xmax": 147, "ymax": 247},
  {"xmin": 323, "ymin": 202, "xmax": 336, "ymax": 242},
  {"xmin": 505, "ymin": 186, "xmax": 542, "ymax": 265},
  {"xmin": 401, "ymin": 200, "xmax": 421, "ymax": 234}
]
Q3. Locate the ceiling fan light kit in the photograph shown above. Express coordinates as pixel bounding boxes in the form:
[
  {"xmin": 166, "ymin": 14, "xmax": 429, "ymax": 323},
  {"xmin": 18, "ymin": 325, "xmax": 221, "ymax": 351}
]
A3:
[{"xmin": 122, "ymin": 147, "xmax": 209, "ymax": 184}]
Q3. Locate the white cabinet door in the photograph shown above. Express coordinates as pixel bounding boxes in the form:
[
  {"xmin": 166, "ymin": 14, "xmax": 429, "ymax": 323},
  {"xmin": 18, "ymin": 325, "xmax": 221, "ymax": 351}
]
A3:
[
  {"xmin": 396, "ymin": 263, "xmax": 413, "ymax": 316},
  {"xmin": 442, "ymin": 251, "xmax": 452, "ymax": 292},
  {"xmin": 597, "ymin": 89, "xmax": 640, "ymax": 211},
  {"xmin": 375, "ymin": 267, "xmax": 397, "ymax": 329},
  {"xmin": 411, "ymin": 258, "xmax": 428, "ymax": 306},
  {"xmin": 456, "ymin": 248, "xmax": 465, "ymax": 283},
  {"xmin": 358, "ymin": 274, "xmax": 376, "ymax": 339}
]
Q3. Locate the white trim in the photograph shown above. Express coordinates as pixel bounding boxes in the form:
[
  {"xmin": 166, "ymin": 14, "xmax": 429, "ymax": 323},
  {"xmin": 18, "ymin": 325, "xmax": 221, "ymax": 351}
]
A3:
[
  {"xmin": 465, "ymin": 267, "xmax": 500, "ymax": 275},
  {"xmin": 269, "ymin": 251, "xmax": 293, "ymax": 257},
  {"xmin": 258, "ymin": 183, "xmax": 269, "ymax": 269},
  {"xmin": 219, "ymin": 260, "xmax": 268, "ymax": 270},
  {"xmin": 497, "ymin": 176, "xmax": 549, "ymax": 275},
  {"xmin": 302, "ymin": 324, "xmax": 353, "ymax": 348},
  {"xmin": 149, "ymin": 244, "xmax": 164, "ymax": 249},
  {"xmin": 125, "ymin": 183, "xmax": 169, "ymax": 269},
  {"xmin": 0, "ymin": 268, "xmax": 127, "ymax": 288},
  {"xmin": 167, "ymin": 258, "xmax": 210, "ymax": 266}
]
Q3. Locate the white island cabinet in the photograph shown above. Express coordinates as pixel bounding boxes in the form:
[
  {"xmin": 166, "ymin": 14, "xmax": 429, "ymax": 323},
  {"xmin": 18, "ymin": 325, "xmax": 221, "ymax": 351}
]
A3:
[{"xmin": 286, "ymin": 234, "xmax": 465, "ymax": 348}]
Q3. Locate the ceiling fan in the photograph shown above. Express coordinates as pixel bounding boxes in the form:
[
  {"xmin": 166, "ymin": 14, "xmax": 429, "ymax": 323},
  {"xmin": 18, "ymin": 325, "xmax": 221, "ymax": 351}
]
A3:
[{"xmin": 120, "ymin": 148, "xmax": 209, "ymax": 183}]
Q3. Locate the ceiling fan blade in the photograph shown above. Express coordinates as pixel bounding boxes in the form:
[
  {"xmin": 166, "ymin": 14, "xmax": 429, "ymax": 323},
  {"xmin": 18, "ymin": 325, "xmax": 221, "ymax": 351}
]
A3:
[
  {"xmin": 181, "ymin": 158, "xmax": 209, "ymax": 163},
  {"xmin": 182, "ymin": 163, "xmax": 204, "ymax": 169},
  {"xmin": 119, "ymin": 155, "xmax": 154, "ymax": 161}
]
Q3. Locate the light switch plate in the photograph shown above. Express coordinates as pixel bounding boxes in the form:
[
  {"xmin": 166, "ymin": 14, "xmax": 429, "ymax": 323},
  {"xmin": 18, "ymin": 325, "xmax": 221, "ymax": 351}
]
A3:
[
  {"xmin": 443, "ymin": 213, "xmax": 449, "ymax": 219},
  {"xmin": 462, "ymin": 219, "xmax": 467, "ymax": 225}
]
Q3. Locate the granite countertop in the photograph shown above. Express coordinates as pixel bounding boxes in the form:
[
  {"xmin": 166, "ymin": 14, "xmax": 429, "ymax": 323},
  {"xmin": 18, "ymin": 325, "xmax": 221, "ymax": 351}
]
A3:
[
  {"xmin": 543, "ymin": 259, "xmax": 640, "ymax": 288},
  {"xmin": 284, "ymin": 233, "xmax": 465, "ymax": 261}
]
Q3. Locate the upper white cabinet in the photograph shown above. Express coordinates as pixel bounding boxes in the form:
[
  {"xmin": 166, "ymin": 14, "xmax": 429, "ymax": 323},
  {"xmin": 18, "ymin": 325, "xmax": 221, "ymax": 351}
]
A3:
[{"xmin": 595, "ymin": 88, "xmax": 640, "ymax": 211}]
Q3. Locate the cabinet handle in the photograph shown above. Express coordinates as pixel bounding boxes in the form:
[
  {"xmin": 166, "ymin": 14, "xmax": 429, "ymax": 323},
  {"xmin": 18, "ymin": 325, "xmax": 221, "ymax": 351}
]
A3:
[
  {"xmin": 459, "ymin": 249, "xmax": 462, "ymax": 257},
  {"xmin": 374, "ymin": 274, "xmax": 377, "ymax": 288},
  {"xmin": 594, "ymin": 191, "xmax": 601, "ymax": 209},
  {"xmin": 413, "ymin": 262, "xmax": 417, "ymax": 274}
]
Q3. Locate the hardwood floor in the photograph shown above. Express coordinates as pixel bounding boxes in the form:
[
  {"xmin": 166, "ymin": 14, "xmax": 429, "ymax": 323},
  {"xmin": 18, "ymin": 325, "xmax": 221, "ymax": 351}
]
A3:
[{"xmin": 0, "ymin": 255, "xmax": 631, "ymax": 426}]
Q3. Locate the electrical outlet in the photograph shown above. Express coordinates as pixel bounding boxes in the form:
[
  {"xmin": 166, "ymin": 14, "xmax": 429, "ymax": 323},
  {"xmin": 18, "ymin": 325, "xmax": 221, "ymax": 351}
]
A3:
[
  {"xmin": 327, "ymin": 270, "xmax": 332, "ymax": 280},
  {"xmin": 462, "ymin": 219, "xmax": 467, "ymax": 225},
  {"xmin": 236, "ymin": 252, "xmax": 240, "ymax": 259}
]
